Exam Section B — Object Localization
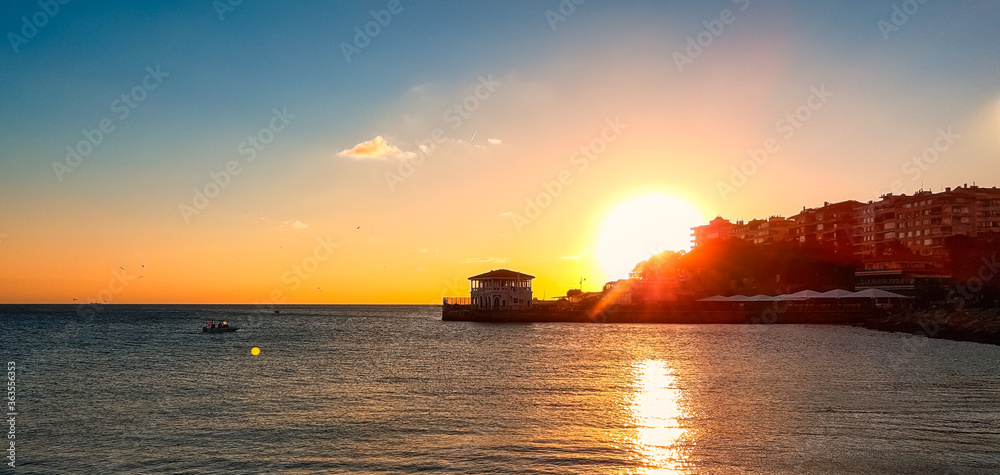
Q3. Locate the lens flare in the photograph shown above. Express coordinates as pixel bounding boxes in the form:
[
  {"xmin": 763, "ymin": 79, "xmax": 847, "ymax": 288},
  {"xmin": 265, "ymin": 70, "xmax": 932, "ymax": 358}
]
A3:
[{"xmin": 596, "ymin": 194, "xmax": 704, "ymax": 280}]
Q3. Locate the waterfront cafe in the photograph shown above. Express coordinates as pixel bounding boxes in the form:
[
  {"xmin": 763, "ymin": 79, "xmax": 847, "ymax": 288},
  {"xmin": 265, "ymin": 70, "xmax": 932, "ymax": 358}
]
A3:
[{"xmin": 443, "ymin": 269, "xmax": 535, "ymax": 310}]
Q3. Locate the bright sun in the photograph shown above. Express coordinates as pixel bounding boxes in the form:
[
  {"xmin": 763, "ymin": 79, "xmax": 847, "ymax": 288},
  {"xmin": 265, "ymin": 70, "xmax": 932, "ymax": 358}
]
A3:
[{"xmin": 595, "ymin": 194, "xmax": 704, "ymax": 281}]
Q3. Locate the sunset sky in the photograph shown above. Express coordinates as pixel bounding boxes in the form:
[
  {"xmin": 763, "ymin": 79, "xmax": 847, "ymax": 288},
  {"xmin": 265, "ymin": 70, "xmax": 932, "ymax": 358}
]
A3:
[{"xmin": 1, "ymin": 1, "xmax": 999, "ymax": 303}]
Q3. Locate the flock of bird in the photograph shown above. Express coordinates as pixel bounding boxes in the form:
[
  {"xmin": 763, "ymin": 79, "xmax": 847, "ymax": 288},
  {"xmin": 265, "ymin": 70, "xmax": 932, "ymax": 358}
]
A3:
[{"xmin": 73, "ymin": 264, "xmax": 144, "ymax": 303}]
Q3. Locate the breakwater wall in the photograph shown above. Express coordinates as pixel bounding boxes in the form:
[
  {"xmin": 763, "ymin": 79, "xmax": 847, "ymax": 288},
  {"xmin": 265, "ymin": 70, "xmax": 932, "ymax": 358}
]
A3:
[
  {"xmin": 443, "ymin": 304, "xmax": 1000, "ymax": 346},
  {"xmin": 442, "ymin": 305, "xmax": 871, "ymax": 325}
]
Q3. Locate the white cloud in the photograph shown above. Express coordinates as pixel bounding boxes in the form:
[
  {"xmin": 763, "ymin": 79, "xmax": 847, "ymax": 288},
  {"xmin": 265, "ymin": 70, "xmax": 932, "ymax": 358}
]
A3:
[
  {"xmin": 487, "ymin": 138, "xmax": 502, "ymax": 145},
  {"xmin": 461, "ymin": 257, "xmax": 510, "ymax": 264},
  {"xmin": 499, "ymin": 211, "xmax": 514, "ymax": 217},
  {"xmin": 337, "ymin": 136, "xmax": 416, "ymax": 160},
  {"xmin": 292, "ymin": 220, "xmax": 310, "ymax": 230},
  {"xmin": 560, "ymin": 255, "xmax": 580, "ymax": 260}
]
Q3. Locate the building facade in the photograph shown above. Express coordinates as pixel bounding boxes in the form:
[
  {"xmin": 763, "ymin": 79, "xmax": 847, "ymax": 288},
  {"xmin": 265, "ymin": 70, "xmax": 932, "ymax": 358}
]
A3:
[
  {"xmin": 734, "ymin": 216, "xmax": 795, "ymax": 244},
  {"xmin": 469, "ymin": 269, "xmax": 534, "ymax": 310},
  {"xmin": 691, "ymin": 216, "xmax": 735, "ymax": 248},
  {"xmin": 692, "ymin": 216, "xmax": 795, "ymax": 248},
  {"xmin": 854, "ymin": 184, "xmax": 1000, "ymax": 269},
  {"xmin": 688, "ymin": 184, "xmax": 1000, "ymax": 294},
  {"xmin": 789, "ymin": 200, "xmax": 860, "ymax": 250}
]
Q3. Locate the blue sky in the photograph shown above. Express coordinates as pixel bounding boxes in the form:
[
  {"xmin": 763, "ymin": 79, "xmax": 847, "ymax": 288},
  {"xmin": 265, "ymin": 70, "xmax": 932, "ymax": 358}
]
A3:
[
  {"xmin": 1, "ymin": 1, "xmax": 999, "ymax": 302},
  {"xmin": 2, "ymin": 1, "xmax": 997, "ymax": 184}
]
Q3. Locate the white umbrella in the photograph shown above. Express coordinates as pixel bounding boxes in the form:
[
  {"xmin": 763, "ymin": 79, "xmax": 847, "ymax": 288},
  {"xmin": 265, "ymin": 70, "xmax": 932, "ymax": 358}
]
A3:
[
  {"xmin": 818, "ymin": 289, "xmax": 855, "ymax": 298},
  {"xmin": 853, "ymin": 288, "xmax": 911, "ymax": 299},
  {"xmin": 786, "ymin": 290, "xmax": 826, "ymax": 299},
  {"xmin": 744, "ymin": 294, "xmax": 779, "ymax": 301},
  {"xmin": 698, "ymin": 295, "xmax": 731, "ymax": 302},
  {"xmin": 772, "ymin": 294, "xmax": 808, "ymax": 301}
]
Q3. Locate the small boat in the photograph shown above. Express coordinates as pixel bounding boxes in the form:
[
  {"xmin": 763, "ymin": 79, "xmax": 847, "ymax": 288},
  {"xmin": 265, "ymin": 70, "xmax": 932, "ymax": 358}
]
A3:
[{"xmin": 202, "ymin": 320, "xmax": 238, "ymax": 333}]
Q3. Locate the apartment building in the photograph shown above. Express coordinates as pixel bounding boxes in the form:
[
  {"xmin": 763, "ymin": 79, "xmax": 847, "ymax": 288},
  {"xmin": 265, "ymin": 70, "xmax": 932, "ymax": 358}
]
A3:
[{"xmin": 788, "ymin": 200, "xmax": 860, "ymax": 250}]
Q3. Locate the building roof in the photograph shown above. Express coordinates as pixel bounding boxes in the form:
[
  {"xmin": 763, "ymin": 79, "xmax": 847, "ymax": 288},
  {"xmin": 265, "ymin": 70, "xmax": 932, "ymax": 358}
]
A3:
[{"xmin": 468, "ymin": 269, "xmax": 535, "ymax": 280}]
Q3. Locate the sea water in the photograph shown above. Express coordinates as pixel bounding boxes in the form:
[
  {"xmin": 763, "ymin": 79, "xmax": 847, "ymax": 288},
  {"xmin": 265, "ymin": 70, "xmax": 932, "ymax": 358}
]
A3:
[{"xmin": 1, "ymin": 304, "xmax": 998, "ymax": 474}]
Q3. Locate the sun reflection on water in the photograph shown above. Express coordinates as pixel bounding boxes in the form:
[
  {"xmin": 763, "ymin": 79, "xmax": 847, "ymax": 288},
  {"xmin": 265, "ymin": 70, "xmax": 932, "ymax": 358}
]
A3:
[{"xmin": 629, "ymin": 359, "xmax": 689, "ymax": 474}]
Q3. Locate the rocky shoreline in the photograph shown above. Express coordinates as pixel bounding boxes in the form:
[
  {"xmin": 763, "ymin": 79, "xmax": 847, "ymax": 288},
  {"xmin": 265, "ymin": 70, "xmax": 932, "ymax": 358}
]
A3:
[{"xmin": 863, "ymin": 308, "xmax": 1000, "ymax": 346}]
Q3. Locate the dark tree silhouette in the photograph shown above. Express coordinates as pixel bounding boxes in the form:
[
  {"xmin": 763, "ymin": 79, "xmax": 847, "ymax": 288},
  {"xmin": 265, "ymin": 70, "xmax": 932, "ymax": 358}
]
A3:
[{"xmin": 631, "ymin": 238, "xmax": 859, "ymax": 298}]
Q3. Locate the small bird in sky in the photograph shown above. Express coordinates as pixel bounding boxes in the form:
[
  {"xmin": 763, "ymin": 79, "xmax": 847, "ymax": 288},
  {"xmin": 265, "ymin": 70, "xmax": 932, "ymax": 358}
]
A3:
[
  {"xmin": 356, "ymin": 226, "xmax": 360, "ymax": 230},
  {"xmin": 119, "ymin": 266, "xmax": 125, "ymax": 270},
  {"xmin": 72, "ymin": 298, "xmax": 77, "ymax": 301}
]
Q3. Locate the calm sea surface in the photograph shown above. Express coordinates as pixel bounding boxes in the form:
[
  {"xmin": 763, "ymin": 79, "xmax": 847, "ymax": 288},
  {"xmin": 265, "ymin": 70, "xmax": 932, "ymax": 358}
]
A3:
[{"xmin": 1, "ymin": 304, "xmax": 999, "ymax": 474}]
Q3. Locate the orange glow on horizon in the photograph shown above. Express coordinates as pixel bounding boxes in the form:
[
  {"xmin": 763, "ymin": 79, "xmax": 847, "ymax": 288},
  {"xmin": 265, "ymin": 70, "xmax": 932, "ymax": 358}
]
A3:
[{"xmin": 4, "ymin": 27, "xmax": 996, "ymax": 304}]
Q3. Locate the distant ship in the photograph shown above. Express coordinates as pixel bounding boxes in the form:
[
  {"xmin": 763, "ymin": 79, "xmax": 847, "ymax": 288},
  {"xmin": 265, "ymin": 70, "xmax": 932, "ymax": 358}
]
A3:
[{"xmin": 202, "ymin": 320, "xmax": 238, "ymax": 333}]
